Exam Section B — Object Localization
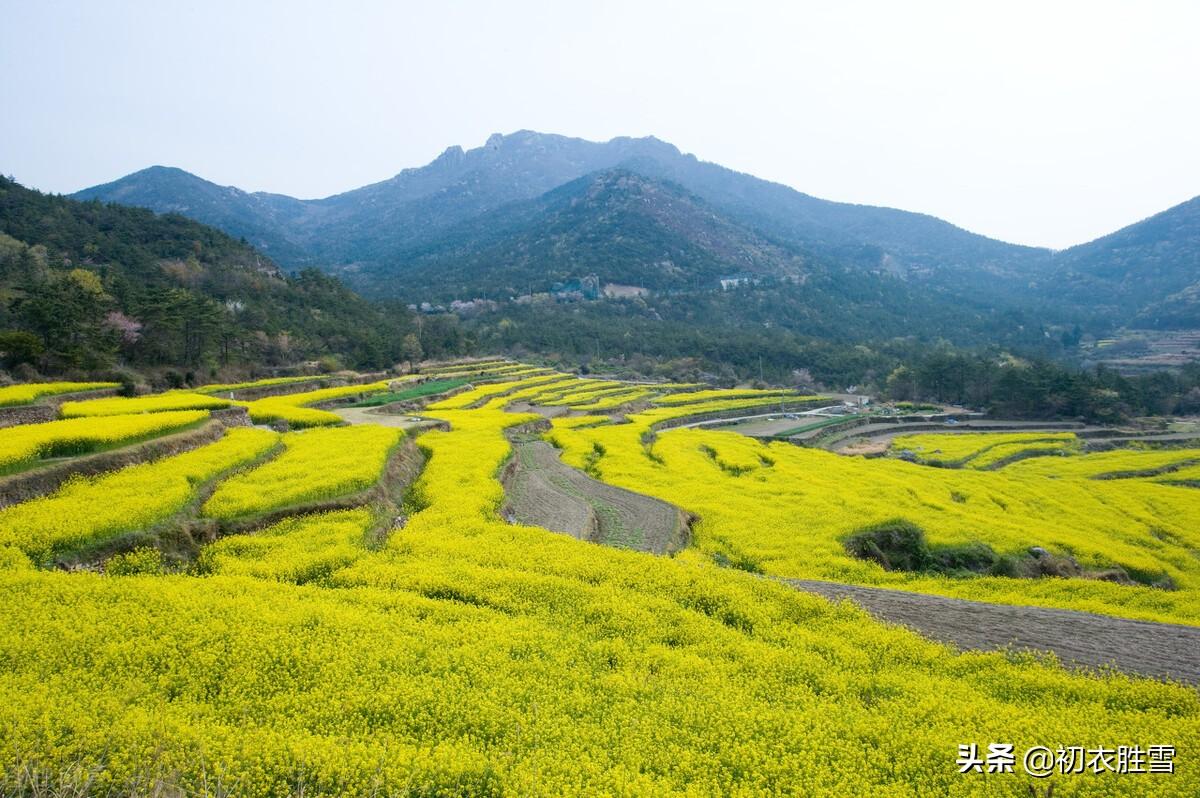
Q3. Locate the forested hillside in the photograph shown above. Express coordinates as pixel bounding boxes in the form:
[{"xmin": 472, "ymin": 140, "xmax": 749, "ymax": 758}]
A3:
[
  {"xmin": 351, "ymin": 169, "xmax": 811, "ymax": 298},
  {"xmin": 76, "ymin": 130, "xmax": 1200, "ymax": 343},
  {"xmin": 1046, "ymin": 195, "xmax": 1200, "ymax": 328},
  {"xmin": 0, "ymin": 177, "xmax": 466, "ymax": 375}
]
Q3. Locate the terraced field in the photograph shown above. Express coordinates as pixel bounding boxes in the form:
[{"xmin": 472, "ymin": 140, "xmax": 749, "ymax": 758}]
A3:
[
  {"xmin": 890, "ymin": 431, "xmax": 1081, "ymax": 468},
  {"xmin": 0, "ymin": 367, "xmax": 1197, "ymax": 796},
  {"xmin": 0, "ymin": 381, "xmax": 119, "ymax": 407}
]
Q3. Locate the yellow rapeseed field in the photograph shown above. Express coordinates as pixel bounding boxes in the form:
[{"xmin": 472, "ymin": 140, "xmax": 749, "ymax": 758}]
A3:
[
  {"xmin": 891, "ymin": 431, "xmax": 1079, "ymax": 467},
  {"xmin": 202, "ymin": 425, "xmax": 402, "ymax": 520},
  {"xmin": 569, "ymin": 387, "xmax": 659, "ymax": 410},
  {"xmin": 60, "ymin": 392, "xmax": 234, "ymax": 417},
  {"xmin": 1006, "ymin": 447, "xmax": 1200, "ymax": 479},
  {"xmin": 0, "ymin": 427, "xmax": 276, "ymax": 562},
  {"xmin": 0, "ymin": 375, "xmax": 1197, "ymax": 794},
  {"xmin": 196, "ymin": 508, "xmax": 376, "ymax": 583},
  {"xmin": 425, "ymin": 373, "xmax": 570, "ymax": 410},
  {"xmin": 652, "ymin": 388, "xmax": 805, "ymax": 405},
  {"xmin": 239, "ymin": 380, "xmax": 393, "ymax": 427},
  {"xmin": 0, "ymin": 409, "xmax": 208, "ymax": 473},
  {"xmin": 0, "ymin": 381, "xmax": 119, "ymax": 407},
  {"xmin": 553, "ymin": 414, "xmax": 1200, "ymax": 625},
  {"xmin": 195, "ymin": 375, "xmax": 329, "ymax": 394},
  {"xmin": 529, "ymin": 380, "xmax": 623, "ymax": 404}
]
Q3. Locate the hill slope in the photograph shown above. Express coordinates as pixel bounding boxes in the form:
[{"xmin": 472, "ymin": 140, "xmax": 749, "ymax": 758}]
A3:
[
  {"xmin": 1043, "ymin": 195, "xmax": 1200, "ymax": 328},
  {"xmin": 74, "ymin": 131, "xmax": 1052, "ymax": 286},
  {"xmin": 0, "ymin": 177, "xmax": 447, "ymax": 373},
  {"xmin": 354, "ymin": 169, "xmax": 811, "ymax": 299}
]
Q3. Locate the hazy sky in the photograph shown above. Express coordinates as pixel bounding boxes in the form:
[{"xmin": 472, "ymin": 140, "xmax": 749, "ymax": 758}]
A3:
[{"xmin": 2, "ymin": 1, "xmax": 1198, "ymax": 249}]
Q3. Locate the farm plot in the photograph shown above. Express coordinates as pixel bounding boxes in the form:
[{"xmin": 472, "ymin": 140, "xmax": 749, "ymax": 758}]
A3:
[
  {"xmin": 203, "ymin": 425, "xmax": 402, "ymax": 521},
  {"xmin": 0, "ymin": 427, "xmax": 277, "ymax": 563},
  {"xmin": 789, "ymin": 579, "xmax": 1200, "ymax": 683},
  {"xmin": 0, "ymin": 381, "xmax": 119, "ymax": 407},
  {"xmin": 350, "ymin": 378, "xmax": 469, "ymax": 407},
  {"xmin": 0, "ymin": 410, "xmax": 208, "ymax": 474},
  {"xmin": 501, "ymin": 431, "xmax": 690, "ymax": 554}
]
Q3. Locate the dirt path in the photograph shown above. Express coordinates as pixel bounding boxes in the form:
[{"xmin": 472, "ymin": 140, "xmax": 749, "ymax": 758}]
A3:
[
  {"xmin": 786, "ymin": 579, "xmax": 1200, "ymax": 684},
  {"xmin": 332, "ymin": 406, "xmax": 448, "ymax": 432},
  {"xmin": 501, "ymin": 433, "xmax": 691, "ymax": 555},
  {"xmin": 337, "ymin": 406, "xmax": 690, "ymax": 553}
]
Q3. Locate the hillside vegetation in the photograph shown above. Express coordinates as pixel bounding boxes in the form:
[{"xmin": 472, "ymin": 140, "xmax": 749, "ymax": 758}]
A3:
[
  {"xmin": 74, "ymin": 130, "xmax": 1200, "ymax": 339},
  {"xmin": 0, "ymin": 177, "xmax": 466, "ymax": 374}
]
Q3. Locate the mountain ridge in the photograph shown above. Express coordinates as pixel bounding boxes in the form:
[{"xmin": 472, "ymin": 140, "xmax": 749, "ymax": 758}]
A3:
[
  {"xmin": 72, "ymin": 130, "xmax": 1200, "ymax": 330},
  {"xmin": 73, "ymin": 131, "xmax": 1049, "ymax": 274}
]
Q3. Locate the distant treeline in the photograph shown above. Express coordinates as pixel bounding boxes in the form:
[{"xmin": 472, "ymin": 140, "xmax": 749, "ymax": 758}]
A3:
[{"xmin": 883, "ymin": 351, "xmax": 1200, "ymax": 423}]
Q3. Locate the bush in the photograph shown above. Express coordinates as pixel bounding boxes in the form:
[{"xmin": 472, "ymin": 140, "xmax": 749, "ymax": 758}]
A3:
[
  {"xmin": 844, "ymin": 519, "xmax": 932, "ymax": 572},
  {"xmin": 0, "ymin": 331, "xmax": 43, "ymax": 368},
  {"xmin": 845, "ymin": 520, "xmax": 1010, "ymax": 576},
  {"xmin": 932, "ymin": 541, "xmax": 1000, "ymax": 575}
]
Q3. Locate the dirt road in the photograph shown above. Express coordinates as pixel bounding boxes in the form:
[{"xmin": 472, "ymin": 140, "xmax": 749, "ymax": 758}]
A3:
[
  {"xmin": 786, "ymin": 579, "xmax": 1200, "ymax": 684},
  {"xmin": 501, "ymin": 434, "xmax": 690, "ymax": 555},
  {"xmin": 332, "ymin": 406, "xmax": 448, "ymax": 432}
]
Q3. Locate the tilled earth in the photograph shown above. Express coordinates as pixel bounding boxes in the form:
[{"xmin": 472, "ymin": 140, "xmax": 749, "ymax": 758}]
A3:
[
  {"xmin": 501, "ymin": 436, "xmax": 690, "ymax": 555},
  {"xmin": 787, "ymin": 579, "xmax": 1200, "ymax": 684}
]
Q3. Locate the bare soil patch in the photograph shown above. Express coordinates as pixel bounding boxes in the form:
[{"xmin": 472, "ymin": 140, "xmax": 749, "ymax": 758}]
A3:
[
  {"xmin": 786, "ymin": 579, "xmax": 1200, "ymax": 684},
  {"xmin": 500, "ymin": 431, "xmax": 691, "ymax": 555},
  {"xmin": 332, "ymin": 406, "xmax": 450, "ymax": 432}
]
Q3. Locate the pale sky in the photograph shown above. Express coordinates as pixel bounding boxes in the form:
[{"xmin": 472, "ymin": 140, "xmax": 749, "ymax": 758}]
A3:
[{"xmin": 2, "ymin": 0, "xmax": 1197, "ymax": 249}]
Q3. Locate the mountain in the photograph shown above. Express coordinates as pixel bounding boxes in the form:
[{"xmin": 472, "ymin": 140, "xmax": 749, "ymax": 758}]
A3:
[
  {"xmin": 73, "ymin": 131, "xmax": 1052, "ymax": 287},
  {"xmin": 72, "ymin": 130, "xmax": 1200, "ymax": 338},
  {"xmin": 73, "ymin": 166, "xmax": 314, "ymax": 265},
  {"xmin": 73, "ymin": 134, "xmax": 690, "ymax": 270},
  {"xmin": 0, "ymin": 176, "xmax": 456, "ymax": 374},
  {"xmin": 352, "ymin": 169, "xmax": 812, "ymax": 299},
  {"xmin": 362, "ymin": 169, "xmax": 1059, "ymax": 378},
  {"xmin": 1041, "ymin": 196, "xmax": 1200, "ymax": 328}
]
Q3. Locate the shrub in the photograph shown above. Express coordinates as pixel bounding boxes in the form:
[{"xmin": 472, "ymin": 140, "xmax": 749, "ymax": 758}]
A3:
[{"xmin": 844, "ymin": 519, "xmax": 932, "ymax": 572}]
